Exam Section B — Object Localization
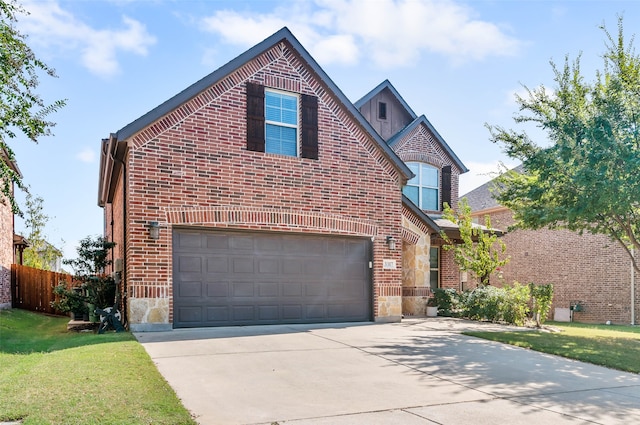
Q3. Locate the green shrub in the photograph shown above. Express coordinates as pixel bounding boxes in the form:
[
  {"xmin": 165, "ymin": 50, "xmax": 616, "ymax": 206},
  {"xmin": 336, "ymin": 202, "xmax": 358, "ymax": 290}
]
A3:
[
  {"xmin": 433, "ymin": 288, "xmax": 461, "ymax": 316},
  {"xmin": 501, "ymin": 282, "xmax": 530, "ymax": 326},
  {"xmin": 462, "ymin": 286, "xmax": 502, "ymax": 322}
]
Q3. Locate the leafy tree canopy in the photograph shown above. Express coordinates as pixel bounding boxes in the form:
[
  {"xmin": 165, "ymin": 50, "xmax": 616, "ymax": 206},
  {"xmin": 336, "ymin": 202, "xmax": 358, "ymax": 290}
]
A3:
[
  {"xmin": 441, "ymin": 198, "xmax": 509, "ymax": 285},
  {"xmin": 487, "ymin": 17, "xmax": 640, "ymax": 271},
  {"xmin": 0, "ymin": 0, "xmax": 66, "ymax": 213}
]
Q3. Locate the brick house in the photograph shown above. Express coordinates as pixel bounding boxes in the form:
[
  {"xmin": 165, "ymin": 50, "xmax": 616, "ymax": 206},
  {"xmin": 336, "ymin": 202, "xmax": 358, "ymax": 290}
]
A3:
[
  {"xmin": 0, "ymin": 150, "xmax": 22, "ymax": 309},
  {"xmin": 463, "ymin": 172, "xmax": 639, "ymax": 325},
  {"xmin": 98, "ymin": 27, "xmax": 467, "ymax": 331}
]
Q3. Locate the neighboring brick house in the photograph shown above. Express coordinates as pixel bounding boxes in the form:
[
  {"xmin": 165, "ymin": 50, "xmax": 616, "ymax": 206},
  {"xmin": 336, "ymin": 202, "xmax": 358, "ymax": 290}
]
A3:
[
  {"xmin": 0, "ymin": 150, "xmax": 21, "ymax": 309},
  {"xmin": 98, "ymin": 27, "xmax": 467, "ymax": 330},
  {"xmin": 463, "ymin": 171, "xmax": 639, "ymax": 325}
]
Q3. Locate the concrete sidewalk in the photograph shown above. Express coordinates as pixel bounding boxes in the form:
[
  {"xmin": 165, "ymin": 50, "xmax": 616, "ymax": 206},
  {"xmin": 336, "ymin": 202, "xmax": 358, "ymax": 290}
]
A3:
[{"xmin": 135, "ymin": 318, "xmax": 640, "ymax": 425}]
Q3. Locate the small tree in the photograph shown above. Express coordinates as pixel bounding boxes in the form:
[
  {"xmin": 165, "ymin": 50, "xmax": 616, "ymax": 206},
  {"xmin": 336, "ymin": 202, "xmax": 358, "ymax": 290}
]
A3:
[
  {"xmin": 21, "ymin": 192, "xmax": 61, "ymax": 270},
  {"xmin": 441, "ymin": 198, "xmax": 510, "ymax": 285}
]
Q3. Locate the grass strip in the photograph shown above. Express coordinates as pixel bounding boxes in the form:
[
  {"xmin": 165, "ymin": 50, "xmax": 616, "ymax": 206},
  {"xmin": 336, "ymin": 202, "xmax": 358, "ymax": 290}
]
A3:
[
  {"xmin": 0, "ymin": 309, "xmax": 196, "ymax": 424},
  {"xmin": 464, "ymin": 322, "xmax": 640, "ymax": 374}
]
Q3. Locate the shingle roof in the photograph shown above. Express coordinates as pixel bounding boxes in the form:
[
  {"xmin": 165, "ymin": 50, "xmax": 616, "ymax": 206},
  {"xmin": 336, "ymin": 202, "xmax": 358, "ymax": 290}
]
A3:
[{"xmin": 461, "ymin": 164, "xmax": 523, "ymax": 212}]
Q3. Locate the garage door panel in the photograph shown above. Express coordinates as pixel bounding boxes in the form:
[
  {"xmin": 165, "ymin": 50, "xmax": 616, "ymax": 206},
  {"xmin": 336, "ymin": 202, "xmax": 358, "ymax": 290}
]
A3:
[
  {"xmin": 230, "ymin": 235, "xmax": 254, "ymax": 250},
  {"xmin": 257, "ymin": 282, "xmax": 279, "ymax": 297},
  {"xmin": 283, "ymin": 260, "xmax": 303, "ymax": 275},
  {"xmin": 233, "ymin": 305, "xmax": 255, "ymax": 321},
  {"xmin": 206, "ymin": 282, "xmax": 229, "ymax": 297},
  {"xmin": 173, "ymin": 229, "xmax": 371, "ymax": 328},
  {"xmin": 305, "ymin": 304, "xmax": 325, "ymax": 319},
  {"xmin": 179, "ymin": 282, "xmax": 202, "ymax": 297},
  {"xmin": 258, "ymin": 305, "xmax": 279, "ymax": 320},
  {"xmin": 207, "ymin": 257, "xmax": 229, "ymax": 273},
  {"xmin": 232, "ymin": 257, "xmax": 254, "ymax": 273},
  {"xmin": 232, "ymin": 282, "xmax": 255, "ymax": 297},
  {"xmin": 282, "ymin": 283, "xmax": 303, "ymax": 297},
  {"xmin": 258, "ymin": 258, "xmax": 279, "ymax": 274},
  {"xmin": 206, "ymin": 306, "xmax": 229, "ymax": 322},
  {"xmin": 179, "ymin": 256, "xmax": 202, "ymax": 272},
  {"xmin": 282, "ymin": 305, "xmax": 302, "ymax": 319},
  {"xmin": 177, "ymin": 306, "xmax": 202, "ymax": 323},
  {"xmin": 177, "ymin": 232, "xmax": 203, "ymax": 248},
  {"xmin": 206, "ymin": 234, "xmax": 229, "ymax": 250}
]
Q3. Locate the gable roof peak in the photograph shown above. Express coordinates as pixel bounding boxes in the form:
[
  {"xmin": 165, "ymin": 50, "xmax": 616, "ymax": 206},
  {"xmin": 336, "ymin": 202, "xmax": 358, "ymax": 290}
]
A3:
[
  {"xmin": 354, "ymin": 79, "xmax": 417, "ymax": 120},
  {"xmin": 388, "ymin": 115, "xmax": 468, "ymax": 173}
]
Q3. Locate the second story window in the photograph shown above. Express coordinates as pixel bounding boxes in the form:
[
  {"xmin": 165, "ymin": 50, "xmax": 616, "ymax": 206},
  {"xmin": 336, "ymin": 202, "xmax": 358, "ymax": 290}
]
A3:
[
  {"xmin": 265, "ymin": 90, "xmax": 298, "ymax": 156},
  {"xmin": 246, "ymin": 82, "xmax": 318, "ymax": 160},
  {"xmin": 403, "ymin": 162, "xmax": 439, "ymax": 211},
  {"xmin": 378, "ymin": 102, "xmax": 387, "ymax": 120}
]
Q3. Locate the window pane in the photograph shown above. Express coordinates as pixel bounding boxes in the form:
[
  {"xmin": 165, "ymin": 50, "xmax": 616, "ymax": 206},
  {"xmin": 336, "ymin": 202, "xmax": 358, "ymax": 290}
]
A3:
[
  {"xmin": 281, "ymin": 109, "xmax": 297, "ymax": 125},
  {"xmin": 429, "ymin": 247, "xmax": 438, "ymax": 269},
  {"xmin": 422, "ymin": 187, "xmax": 438, "ymax": 210},
  {"xmin": 429, "ymin": 270, "xmax": 439, "ymax": 291},
  {"xmin": 265, "ymin": 106, "xmax": 281, "ymax": 122},
  {"xmin": 407, "ymin": 163, "xmax": 419, "ymax": 185},
  {"xmin": 266, "ymin": 124, "xmax": 297, "ymax": 156},
  {"xmin": 265, "ymin": 92, "xmax": 297, "ymax": 125},
  {"xmin": 402, "ymin": 185, "xmax": 419, "ymax": 205},
  {"xmin": 422, "ymin": 164, "xmax": 439, "ymax": 187}
]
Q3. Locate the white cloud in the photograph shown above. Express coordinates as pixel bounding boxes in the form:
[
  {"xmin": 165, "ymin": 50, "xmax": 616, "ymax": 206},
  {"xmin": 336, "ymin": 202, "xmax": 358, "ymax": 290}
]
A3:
[
  {"xmin": 19, "ymin": 0, "xmax": 156, "ymax": 77},
  {"xmin": 200, "ymin": 0, "xmax": 521, "ymax": 67},
  {"xmin": 76, "ymin": 148, "xmax": 96, "ymax": 163}
]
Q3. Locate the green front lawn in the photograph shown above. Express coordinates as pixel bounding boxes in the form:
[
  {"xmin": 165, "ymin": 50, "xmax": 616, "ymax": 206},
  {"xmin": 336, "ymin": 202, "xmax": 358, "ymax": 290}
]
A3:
[
  {"xmin": 465, "ymin": 321, "xmax": 640, "ymax": 374},
  {"xmin": 0, "ymin": 309, "xmax": 196, "ymax": 425}
]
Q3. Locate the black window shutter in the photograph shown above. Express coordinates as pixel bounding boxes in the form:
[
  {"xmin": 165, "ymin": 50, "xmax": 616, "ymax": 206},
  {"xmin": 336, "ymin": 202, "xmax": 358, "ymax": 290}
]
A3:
[
  {"xmin": 441, "ymin": 165, "xmax": 452, "ymax": 210},
  {"xmin": 301, "ymin": 94, "xmax": 318, "ymax": 160},
  {"xmin": 246, "ymin": 82, "xmax": 265, "ymax": 152}
]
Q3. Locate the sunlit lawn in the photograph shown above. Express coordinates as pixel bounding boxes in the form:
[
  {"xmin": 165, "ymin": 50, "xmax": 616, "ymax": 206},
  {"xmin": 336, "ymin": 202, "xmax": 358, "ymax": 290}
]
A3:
[
  {"xmin": 0, "ymin": 309, "xmax": 196, "ymax": 425},
  {"xmin": 465, "ymin": 321, "xmax": 640, "ymax": 374}
]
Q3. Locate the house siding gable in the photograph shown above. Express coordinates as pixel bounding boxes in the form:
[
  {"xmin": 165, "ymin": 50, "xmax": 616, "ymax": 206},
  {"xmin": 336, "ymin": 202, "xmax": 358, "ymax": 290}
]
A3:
[{"xmin": 358, "ymin": 88, "xmax": 415, "ymax": 141}]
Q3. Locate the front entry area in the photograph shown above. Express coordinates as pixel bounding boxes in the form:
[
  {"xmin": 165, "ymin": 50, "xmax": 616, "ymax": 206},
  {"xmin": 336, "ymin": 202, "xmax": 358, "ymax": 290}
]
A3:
[{"xmin": 172, "ymin": 228, "xmax": 372, "ymax": 328}]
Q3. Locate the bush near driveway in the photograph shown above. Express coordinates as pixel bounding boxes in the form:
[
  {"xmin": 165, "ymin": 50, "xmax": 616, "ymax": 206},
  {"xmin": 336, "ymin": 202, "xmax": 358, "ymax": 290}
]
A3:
[{"xmin": 0, "ymin": 309, "xmax": 196, "ymax": 425}]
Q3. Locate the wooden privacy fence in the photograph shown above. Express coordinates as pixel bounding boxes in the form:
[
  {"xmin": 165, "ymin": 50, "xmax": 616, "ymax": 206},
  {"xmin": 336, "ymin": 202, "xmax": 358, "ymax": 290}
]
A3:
[{"xmin": 11, "ymin": 264, "xmax": 77, "ymax": 315}]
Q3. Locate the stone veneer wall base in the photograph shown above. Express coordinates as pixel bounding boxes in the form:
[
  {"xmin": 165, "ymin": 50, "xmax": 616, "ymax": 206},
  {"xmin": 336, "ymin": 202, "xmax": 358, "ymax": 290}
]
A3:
[{"xmin": 0, "ymin": 302, "xmax": 10, "ymax": 310}]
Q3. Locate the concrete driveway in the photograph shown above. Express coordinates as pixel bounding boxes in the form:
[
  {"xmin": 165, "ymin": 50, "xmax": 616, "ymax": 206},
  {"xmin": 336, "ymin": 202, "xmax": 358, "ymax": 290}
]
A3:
[{"xmin": 135, "ymin": 318, "xmax": 640, "ymax": 425}]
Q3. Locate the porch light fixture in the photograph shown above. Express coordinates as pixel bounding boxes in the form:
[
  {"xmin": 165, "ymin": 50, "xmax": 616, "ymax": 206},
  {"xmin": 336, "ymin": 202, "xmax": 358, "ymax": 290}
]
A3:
[
  {"xmin": 386, "ymin": 235, "xmax": 396, "ymax": 250},
  {"xmin": 148, "ymin": 221, "xmax": 160, "ymax": 240}
]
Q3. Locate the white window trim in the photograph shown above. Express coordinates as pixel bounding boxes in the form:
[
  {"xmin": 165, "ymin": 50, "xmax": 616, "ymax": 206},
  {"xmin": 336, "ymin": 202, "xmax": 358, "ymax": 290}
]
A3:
[{"xmin": 265, "ymin": 88, "xmax": 300, "ymax": 156}]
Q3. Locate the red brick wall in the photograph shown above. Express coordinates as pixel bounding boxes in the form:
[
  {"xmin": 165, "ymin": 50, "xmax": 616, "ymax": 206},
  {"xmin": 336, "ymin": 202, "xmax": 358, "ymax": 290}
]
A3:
[
  {"xmin": 473, "ymin": 208, "xmax": 639, "ymax": 324},
  {"xmin": 116, "ymin": 42, "xmax": 404, "ymax": 322}
]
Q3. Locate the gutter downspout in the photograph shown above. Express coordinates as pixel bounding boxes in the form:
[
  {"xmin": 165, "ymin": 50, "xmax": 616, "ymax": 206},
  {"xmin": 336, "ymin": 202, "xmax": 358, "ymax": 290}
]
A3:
[{"xmin": 110, "ymin": 142, "xmax": 127, "ymax": 327}]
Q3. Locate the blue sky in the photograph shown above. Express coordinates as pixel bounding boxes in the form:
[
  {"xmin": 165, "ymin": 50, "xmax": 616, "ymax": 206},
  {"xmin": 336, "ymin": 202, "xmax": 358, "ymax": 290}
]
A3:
[{"xmin": 11, "ymin": 0, "xmax": 640, "ymax": 260}]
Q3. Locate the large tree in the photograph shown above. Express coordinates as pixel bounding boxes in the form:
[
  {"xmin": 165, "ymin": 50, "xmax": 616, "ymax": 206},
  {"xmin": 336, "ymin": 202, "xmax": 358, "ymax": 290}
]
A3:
[
  {"xmin": 0, "ymin": 0, "xmax": 65, "ymax": 213},
  {"xmin": 488, "ymin": 17, "xmax": 640, "ymax": 272}
]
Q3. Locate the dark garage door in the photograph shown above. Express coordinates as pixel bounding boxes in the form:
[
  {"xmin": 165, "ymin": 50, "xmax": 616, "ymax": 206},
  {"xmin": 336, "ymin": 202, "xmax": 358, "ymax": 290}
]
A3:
[{"xmin": 173, "ymin": 228, "xmax": 372, "ymax": 328}]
